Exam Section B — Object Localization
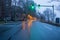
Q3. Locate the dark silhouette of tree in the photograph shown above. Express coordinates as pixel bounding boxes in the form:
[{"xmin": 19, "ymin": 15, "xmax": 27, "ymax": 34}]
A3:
[
  {"xmin": 11, "ymin": 0, "xmax": 36, "ymax": 21},
  {"xmin": 11, "ymin": 6, "xmax": 24, "ymax": 21},
  {"xmin": 43, "ymin": 8, "xmax": 50, "ymax": 22},
  {"xmin": 43, "ymin": 8, "xmax": 56, "ymax": 22},
  {"xmin": 18, "ymin": 0, "xmax": 36, "ymax": 17},
  {"xmin": 37, "ymin": 12, "xmax": 45, "ymax": 22}
]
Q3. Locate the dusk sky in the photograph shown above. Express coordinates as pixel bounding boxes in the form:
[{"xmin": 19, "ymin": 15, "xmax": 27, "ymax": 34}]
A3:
[
  {"xmin": 33, "ymin": 0, "xmax": 60, "ymax": 18},
  {"xmin": 14, "ymin": 0, "xmax": 60, "ymax": 18}
]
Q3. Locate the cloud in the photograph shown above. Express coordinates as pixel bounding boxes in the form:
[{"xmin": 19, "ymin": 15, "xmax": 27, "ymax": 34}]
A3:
[{"xmin": 33, "ymin": 0, "xmax": 60, "ymax": 18}]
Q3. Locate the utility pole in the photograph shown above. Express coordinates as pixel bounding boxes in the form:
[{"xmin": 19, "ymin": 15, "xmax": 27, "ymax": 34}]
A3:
[{"xmin": 52, "ymin": 5, "xmax": 54, "ymax": 22}]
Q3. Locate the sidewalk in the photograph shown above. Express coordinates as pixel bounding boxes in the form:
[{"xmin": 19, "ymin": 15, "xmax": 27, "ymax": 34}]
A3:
[{"xmin": 0, "ymin": 21, "xmax": 22, "ymax": 25}]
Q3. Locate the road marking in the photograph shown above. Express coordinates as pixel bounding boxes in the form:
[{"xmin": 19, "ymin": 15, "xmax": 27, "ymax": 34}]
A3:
[{"xmin": 44, "ymin": 25, "xmax": 53, "ymax": 30}]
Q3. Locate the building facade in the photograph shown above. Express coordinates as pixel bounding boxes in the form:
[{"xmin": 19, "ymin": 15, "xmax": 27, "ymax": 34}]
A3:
[{"xmin": 0, "ymin": 0, "xmax": 11, "ymax": 20}]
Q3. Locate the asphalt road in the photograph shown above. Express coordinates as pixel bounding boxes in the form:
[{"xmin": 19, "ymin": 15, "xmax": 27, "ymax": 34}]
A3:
[
  {"xmin": 30, "ymin": 21, "xmax": 60, "ymax": 40},
  {"xmin": 0, "ymin": 22, "xmax": 22, "ymax": 40},
  {"xmin": 0, "ymin": 21, "xmax": 60, "ymax": 40}
]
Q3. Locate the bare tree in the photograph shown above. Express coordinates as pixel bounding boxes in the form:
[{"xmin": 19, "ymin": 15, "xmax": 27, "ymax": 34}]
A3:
[{"xmin": 43, "ymin": 8, "xmax": 56, "ymax": 22}]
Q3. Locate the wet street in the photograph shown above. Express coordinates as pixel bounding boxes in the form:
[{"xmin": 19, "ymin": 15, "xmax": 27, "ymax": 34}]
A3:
[{"xmin": 0, "ymin": 21, "xmax": 60, "ymax": 40}]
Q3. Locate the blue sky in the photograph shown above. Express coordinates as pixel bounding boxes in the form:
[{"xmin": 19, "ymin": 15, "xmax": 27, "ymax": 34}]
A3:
[{"xmin": 33, "ymin": 0, "xmax": 60, "ymax": 18}]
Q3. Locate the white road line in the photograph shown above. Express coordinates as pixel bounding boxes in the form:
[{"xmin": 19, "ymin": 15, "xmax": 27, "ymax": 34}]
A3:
[{"xmin": 44, "ymin": 25, "xmax": 53, "ymax": 30}]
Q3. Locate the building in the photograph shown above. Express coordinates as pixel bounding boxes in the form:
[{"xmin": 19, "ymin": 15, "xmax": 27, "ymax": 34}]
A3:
[
  {"xmin": 0, "ymin": 0, "xmax": 2, "ymax": 20},
  {"xmin": 0, "ymin": 0, "xmax": 11, "ymax": 20}
]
